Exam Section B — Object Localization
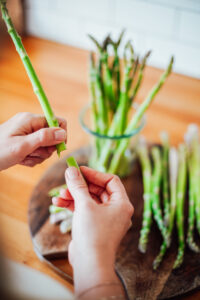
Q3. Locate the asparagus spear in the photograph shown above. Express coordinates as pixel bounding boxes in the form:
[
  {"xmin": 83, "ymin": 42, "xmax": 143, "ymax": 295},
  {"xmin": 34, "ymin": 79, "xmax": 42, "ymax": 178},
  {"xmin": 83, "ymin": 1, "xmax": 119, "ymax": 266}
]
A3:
[
  {"xmin": 185, "ymin": 124, "xmax": 200, "ymax": 251},
  {"xmin": 0, "ymin": 0, "xmax": 66, "ymax": 156},
  {"xmin": 173, "ymin": 144, "xmax": 187, "ymax": 269},
  {"xmin": 89, "ymin": 52, "xmax": 99, "ymax": 133},
  {"xmin": 138, "ymin": 138, "xmax": 152, "ymax": 253},
  {"xmin": 129, "ymin": 51, "xmax": 151, "ymax": 104},
  {"xmin": 89, "ymin": 52, "xmax": 101, "ymax": 158},
  {"xmin": 110, "ymin": 29, "xmax": 125, "ymax": 100},
  {"xmin": 108, "ymin": 56, "xmax": 174, "ymax": 174},
  {"xmin": 115, "ymin": 41, "xmax": 135, "ymax": 134},
  {"xmin": 88, "ymin": 34, "xmax": 116, "ymax": 112},
  {"xmin": 153, "ymin": 147, "xmax": 178, "ymax": 269},
  {"xmin": 151, "ymin": 147, "xmax": 169, "ymax": 245},
  {"xmin": 191, "ymin": 127, "xmax": 200, "ymax": 236},
  {"xmin": 160, "ymin": 132, "xmax": 170, "ymax": 226},
  {"xmin": 187, "ymin": 149, "xmax": 200, "ymax": 252}
]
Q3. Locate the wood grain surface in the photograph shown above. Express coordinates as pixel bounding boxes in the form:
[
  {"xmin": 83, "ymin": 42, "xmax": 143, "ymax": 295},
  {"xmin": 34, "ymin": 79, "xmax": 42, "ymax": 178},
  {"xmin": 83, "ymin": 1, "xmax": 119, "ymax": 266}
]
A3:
[
  {"xmin": 28, "ymin": 147, "xmax": 200, "ymax": 300},
  {"xmin": 0, "ymin": 36, "xmax": 200, "ymax": 299}
]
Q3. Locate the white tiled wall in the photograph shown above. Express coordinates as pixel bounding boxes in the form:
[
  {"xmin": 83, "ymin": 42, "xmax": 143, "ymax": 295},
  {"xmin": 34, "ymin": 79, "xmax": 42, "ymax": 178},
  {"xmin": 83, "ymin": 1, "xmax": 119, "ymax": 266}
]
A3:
[{"xmin": 24, "ymin": 0, "xmax": 200, "ymax": 78}]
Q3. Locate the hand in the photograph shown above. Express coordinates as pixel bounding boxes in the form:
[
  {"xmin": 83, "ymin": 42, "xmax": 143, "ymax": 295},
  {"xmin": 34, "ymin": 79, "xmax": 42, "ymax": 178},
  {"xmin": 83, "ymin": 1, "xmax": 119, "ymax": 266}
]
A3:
[
  {"xmin": 0, "ymin": 112, "xmax": 67, "ymax": 171},
  {"xmin": 52, "ymin": 166, "xmax": 134, "ymax": 296}
]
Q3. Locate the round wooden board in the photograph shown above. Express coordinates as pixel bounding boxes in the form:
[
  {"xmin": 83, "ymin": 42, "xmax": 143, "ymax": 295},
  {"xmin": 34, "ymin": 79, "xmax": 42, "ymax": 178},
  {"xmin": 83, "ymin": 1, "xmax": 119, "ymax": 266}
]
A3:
[{"xmin": 28, "ymin": 146, "xmax": 200, "ymax": 300}]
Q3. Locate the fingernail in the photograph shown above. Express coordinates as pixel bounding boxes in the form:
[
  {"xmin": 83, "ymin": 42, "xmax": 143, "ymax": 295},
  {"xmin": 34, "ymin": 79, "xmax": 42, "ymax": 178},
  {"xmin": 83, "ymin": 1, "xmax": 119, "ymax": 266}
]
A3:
[
  {"xmin": 66, "ymin": 167, "xmax": 79, "ymax": 179},
  {"xmin": 54, "ymin": 129, "xmax": 66, "ymax": 141},
  {"xmin": 60, "ymin": 188, "xmax": 67, "ymax": 198},
  {"xmin": 52, "ymin": 197, "xmax": 58, "ymax": 205}
]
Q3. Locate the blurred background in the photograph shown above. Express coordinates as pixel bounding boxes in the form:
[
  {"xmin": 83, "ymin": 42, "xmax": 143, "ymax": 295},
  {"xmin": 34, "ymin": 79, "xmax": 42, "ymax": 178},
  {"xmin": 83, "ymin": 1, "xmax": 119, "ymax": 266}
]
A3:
[
  {"xmin": 0, "ymin": 1, "xmax": 200, "ymax": 299},
  {"xmin": 24, "ymin": 0, "xmax": 200, "ymax": 78}
]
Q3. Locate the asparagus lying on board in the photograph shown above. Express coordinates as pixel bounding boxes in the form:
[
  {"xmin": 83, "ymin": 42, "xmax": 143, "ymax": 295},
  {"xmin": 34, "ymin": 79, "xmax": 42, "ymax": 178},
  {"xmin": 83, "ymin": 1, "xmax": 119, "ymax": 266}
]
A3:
[
  {"xmin": 160, "ymin": 132, "xmax": 170, "ymax": 227},
  {"xmin": 185, "ymin": 125, "xmax": 200, "ymax": 252},
  {"xmin": 137, "ymin": 138, "xmax": 152, "ymax": 253},
  {"xmin": 173, "ymin": 144, "xmax": 187, "ymax": 269},
  {"xmin": 0, "ymin": 0, "xmax": 66, "ymax": 156},
  {"xmin": 153, "ymin": 147, "xmax": 178, "ymax": 269},
  {"xmin": 151, "ymin": 147, "xmax": 169, "ymax": 246},
  {"xmin": 139, "ymin": 125, "xmax": 200, "ymax": 269}
]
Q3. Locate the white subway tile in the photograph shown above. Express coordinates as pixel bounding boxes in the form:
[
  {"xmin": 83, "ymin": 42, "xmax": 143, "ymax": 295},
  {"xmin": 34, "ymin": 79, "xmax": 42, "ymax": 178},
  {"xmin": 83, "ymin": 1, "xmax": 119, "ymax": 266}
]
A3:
[
  {"xmin": 115, "ymin": 0, "xmax": 176, "ymax": 38},
  {"xmin": 24, "ymin": 0, "xmax": 200, "ymax": 78},
  {"xmin": 145, "ymin": 36, "xmax": 200, "ymax": 78},
  {"xmin": 52, "ymin": 15, "xmax": 80, "ymax": 47},
  {"xmin": 56, "ymin": 0, "xmax": 113, "ymax": 24},
  {"xmin": 25, "ymin": 9, "xmax": 56, "ymax": 40},
  {"xmin": 149, "ymin": 0, "xmax": 200, "ymax": 12},
  {"xmin": 179, "ymin": 11, "xmax": 200, "ymax": 46},
  {"xmin": 24, "ymin": 0, "xmax": 49, "ymax": 10}
]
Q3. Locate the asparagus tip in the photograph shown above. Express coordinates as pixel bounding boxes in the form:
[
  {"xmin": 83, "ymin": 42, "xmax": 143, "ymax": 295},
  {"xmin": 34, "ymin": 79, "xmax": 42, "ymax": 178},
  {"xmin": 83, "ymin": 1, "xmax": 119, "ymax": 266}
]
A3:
[{"xmin": 88, "ymin": 34, "xmax": 102, "ymax": 51}]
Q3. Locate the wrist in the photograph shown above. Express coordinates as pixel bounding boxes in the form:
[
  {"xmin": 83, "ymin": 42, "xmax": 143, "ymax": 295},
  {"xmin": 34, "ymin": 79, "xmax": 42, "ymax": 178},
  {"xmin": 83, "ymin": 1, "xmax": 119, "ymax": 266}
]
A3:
[{"xmin": 73, "ymin": 250, "xmax": 117, "ymax": 295}]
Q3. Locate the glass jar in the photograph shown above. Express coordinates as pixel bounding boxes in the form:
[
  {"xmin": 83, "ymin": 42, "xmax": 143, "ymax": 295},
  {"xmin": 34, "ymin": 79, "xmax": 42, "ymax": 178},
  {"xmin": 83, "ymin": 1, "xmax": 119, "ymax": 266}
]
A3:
[{"xmin": 79, "ymin": 103, "xmax": 146, "ymax": 178}]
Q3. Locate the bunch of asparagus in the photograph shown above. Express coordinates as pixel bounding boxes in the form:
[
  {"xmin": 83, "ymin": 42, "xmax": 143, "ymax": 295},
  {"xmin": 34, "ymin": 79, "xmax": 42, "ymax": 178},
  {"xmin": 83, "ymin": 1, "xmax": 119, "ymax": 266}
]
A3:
[
  {"xmin": 138, "ymin": 125, "xmax": 200, "ymax": 269},
  {"xmin": 88, "ymin": 31, "xmax": 173, "ymax": 175}
]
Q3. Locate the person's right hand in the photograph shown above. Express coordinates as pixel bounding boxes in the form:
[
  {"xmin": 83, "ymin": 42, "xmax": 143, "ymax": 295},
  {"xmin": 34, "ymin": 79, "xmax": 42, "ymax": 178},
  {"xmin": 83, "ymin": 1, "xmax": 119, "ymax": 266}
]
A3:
[
  {"xmin": 52, "ymin": 166, "xmax": 134, "ymax": 296},
  {"xmin": 0, "ymin": 112, "xmax": 67, "ymax": 171}
]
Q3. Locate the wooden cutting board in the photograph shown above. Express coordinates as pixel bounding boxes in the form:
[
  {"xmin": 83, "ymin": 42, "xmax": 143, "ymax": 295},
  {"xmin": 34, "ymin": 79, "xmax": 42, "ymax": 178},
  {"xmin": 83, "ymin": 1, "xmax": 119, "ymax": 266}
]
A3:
[{"xmin": 28, "ymin": 146, "xmax": 200, "ymax": 300}]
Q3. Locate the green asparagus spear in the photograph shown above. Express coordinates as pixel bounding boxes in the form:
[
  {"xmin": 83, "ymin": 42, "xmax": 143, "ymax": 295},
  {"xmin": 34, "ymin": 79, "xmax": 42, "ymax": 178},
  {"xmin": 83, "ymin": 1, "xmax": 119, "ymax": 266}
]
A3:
[
  {"xmin": 187, "ymin": 149, "xmax": 200, "ymax": 252},
  {"xmin": 160, "ymin": 131, "xmax": 170, "ymax": 226},
  {"xmin": 153, "ymin": 147, "xmax": 178, "ymax": 269},
  {"xmin": 151, "ymin": 147, "xmax": 169, "ymax": 245},
  {"xmin": 173, "ymin": 144, "xmax": 187, "ymax": 269},
  {"xmin": 115, "ymin": 41, "xmax": 135, "ymax": 134},
  {"xmin": 88, "ymin": 34, "xmax": 116, "ymax": 112},
  {"xmin": 138, "ymin": 139, "xmax": 152, "ymax": 253},
  {"xmin": 129, "ymin": 51, "xmax": 151, "ymax": 103},
  {"xmin": 185, "ymin": 124, "xmax": 200, "ymax": 251},
  {"xmin": 0, "ymin": 0, "xmax": 66, "ymax": 156},
  {"xmin": 111, "ymin": 30, "xmax": 125, "ymax": 100}
]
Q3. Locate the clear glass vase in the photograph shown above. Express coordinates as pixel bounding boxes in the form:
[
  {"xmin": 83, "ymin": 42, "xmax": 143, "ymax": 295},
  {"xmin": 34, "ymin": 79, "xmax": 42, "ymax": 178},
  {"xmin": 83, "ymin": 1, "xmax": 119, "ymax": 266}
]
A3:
[{"xmin": 79, "ymin": 103, "xmax": 146, "ymax": 178}]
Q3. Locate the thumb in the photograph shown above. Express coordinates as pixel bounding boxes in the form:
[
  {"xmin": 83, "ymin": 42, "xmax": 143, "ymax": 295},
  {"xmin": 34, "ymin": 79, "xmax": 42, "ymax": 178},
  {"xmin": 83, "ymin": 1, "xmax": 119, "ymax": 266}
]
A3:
[
  {"xmin": 24, "ymin": 127, "xmax": 66, "ymax": 152},
  {"xmin": 65, "ymin": 167, "xmax": 92, "ymax": 210}
]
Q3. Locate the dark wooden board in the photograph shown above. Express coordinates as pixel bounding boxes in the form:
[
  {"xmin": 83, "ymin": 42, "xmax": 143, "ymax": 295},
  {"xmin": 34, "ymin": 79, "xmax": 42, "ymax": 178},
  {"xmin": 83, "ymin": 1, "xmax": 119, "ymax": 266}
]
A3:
[{"xmin": 28, "ymin": 146, "xmax": 200, "ymax": 300}]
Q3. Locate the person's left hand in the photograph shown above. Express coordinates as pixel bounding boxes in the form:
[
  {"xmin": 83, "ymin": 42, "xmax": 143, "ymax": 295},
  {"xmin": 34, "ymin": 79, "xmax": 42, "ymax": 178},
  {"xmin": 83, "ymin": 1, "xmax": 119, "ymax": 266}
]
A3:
[{"xmin": 0, "ymin": 112, "xmax": 67, "ymax": 171}]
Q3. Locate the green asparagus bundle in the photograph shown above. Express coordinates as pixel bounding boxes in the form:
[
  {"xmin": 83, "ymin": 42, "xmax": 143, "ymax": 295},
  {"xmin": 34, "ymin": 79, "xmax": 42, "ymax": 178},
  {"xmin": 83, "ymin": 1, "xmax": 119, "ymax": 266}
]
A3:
[
  {"xmin": 0, "ymin": 0, "xmax": 66, "ymax": 155},
  {"xmin": 87, "ymin": 31, "xmax": 173, "ymax": 175},
  {"xmin": 139, "ymin": 125, "xmax": 200, "ymax": 270}
]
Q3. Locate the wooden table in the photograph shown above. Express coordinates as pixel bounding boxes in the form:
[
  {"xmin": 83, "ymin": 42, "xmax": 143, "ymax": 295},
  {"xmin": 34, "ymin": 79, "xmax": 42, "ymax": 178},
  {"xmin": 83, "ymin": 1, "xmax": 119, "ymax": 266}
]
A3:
[{"xmin": 0, "ymin": 36, "xmax": 200, "ymax": 299}]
